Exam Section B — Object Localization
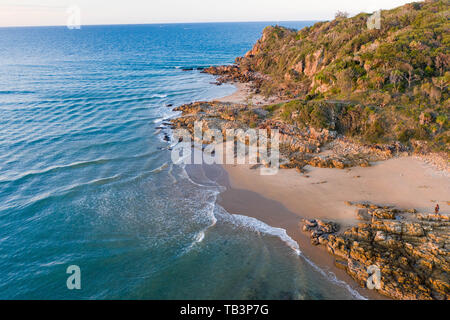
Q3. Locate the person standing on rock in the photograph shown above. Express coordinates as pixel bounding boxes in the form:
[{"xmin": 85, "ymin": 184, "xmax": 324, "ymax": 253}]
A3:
[{"xmin": 435, "ymin": 204, "xmax": 440, "ymax": 214}]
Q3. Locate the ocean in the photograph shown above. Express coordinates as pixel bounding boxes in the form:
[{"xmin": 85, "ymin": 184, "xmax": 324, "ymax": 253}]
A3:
[{"xmin": 0, "ymin": 22, "xmax": 364, "ymax": 299}]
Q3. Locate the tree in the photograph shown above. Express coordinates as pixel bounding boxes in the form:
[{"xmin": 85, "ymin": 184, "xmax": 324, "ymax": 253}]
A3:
[
  {"xmin": 335, "ymin": 11, "xmax": 349, "ymax": 19},
  {"xmin": 435, "ymin": 53, "xmax": 449, "ymax": 76},
  {"xmin": 436, "ymin": 115, "xmax": 447, "ymax": 128},
  {"xmin": 389, "ymin": 69, "xmax": 404, "ymax": 92},
  {"xmin": 432, "ymin": 72, "xmax": 449, "ymax": 93},
  {"xmin": 401, "ymin": 64, "xmax": 420, "ymax": 88}
]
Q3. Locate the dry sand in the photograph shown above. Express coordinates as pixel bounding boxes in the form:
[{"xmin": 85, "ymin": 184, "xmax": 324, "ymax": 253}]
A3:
[
  {"xmin": 222, "ymin": 157, "xmax": 449, "ymax": 227},
  {"xmin": 215, "ymin": 82, "xmax": 284, "ymax": 106},
  {"xmin": 190, "ymin": 82, "xmax": 450, "ymax": 299},
  {"xmin": 211, "ymin": 157, "xmax": 449, "ymax": 300}
]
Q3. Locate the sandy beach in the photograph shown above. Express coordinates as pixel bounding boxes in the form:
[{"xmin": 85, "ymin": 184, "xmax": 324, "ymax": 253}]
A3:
[
  {"xmin": 215, "ymin": 82, "xmax": 286, "ymax": 106},
  {"xmin": 194, "ymin": 163, "xmax": 389, "ymax": 299},
  {"xmin": 221, "ymin": 157, "xmax": 449, "ymax": 226},
  {"xmin": 189, "ymin": 83, "xmax": 450, "ymax": 300},
  {"xmin": 199, "ymin": 156, "xmax": 448, "ymax": 300}
]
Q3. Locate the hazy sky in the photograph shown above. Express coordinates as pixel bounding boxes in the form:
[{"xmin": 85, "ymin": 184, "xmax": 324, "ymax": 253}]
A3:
[{"xmin": 0, "ymin": 0, "xmax": 416, "ymax": 27}]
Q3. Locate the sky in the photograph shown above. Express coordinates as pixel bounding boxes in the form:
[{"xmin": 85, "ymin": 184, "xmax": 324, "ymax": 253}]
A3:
[{"xmin": 0, "ymin": 0, "xmax": 416, "ymax": 27}]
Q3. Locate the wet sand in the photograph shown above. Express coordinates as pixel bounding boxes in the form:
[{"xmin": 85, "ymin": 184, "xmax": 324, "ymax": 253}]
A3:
[{"xmin": 186, "ymin": 156, "xmax": 449, "ymax": 300}]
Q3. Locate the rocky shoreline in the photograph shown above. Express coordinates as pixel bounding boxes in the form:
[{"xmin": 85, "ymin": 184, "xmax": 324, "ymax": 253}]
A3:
[
  {"xmin": 169, "ymin": 100, "xmax": 411, "ymax": 173},
  {"xmin": 165, "ymin": 91, "xmax": 450, "ymax": 300},
  {"xmin": 301, "ymin": 202, "xmax": 449, "ymax": 300}
]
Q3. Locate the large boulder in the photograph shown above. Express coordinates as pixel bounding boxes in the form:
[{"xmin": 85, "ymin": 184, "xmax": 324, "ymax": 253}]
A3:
[{"xmin": 317, "ymin": 220, "xmax": 340, "ymax": 233}]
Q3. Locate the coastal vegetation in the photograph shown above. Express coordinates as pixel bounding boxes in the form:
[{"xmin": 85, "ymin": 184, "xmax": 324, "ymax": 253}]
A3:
[{"xmin": 206, "ymin": 0, "xmax": 449, "ymax": 154}]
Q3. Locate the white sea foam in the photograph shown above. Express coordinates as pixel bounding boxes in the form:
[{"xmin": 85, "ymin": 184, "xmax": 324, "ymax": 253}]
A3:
[
  {"xmin": 179, "ymin": 165, "xmax": 225, "ymax": 193},
  {"xmin": 217, "ymin": 209, "xmax": 367, "ymax": 300},
  {"xmin": 230, "ymin": 213, "xmax": 301, "ymax": 255},
  {"xmin": 185, "ymin": 206, "xmax": 217, "ymax": 251},
  {"xmin": 167, "ymin": 164, "xmax": 177, "ymax": 184},
  {"xmin": 150, "ymin": 162, "xmax": 169, "ymax": 174},
  {"xmin": 150, "ymin": 94, "xmax": 168, "ymax": 98},
  {"xmin": 195, "ymin": 231, "xmax": 205, "ymax": 243}
]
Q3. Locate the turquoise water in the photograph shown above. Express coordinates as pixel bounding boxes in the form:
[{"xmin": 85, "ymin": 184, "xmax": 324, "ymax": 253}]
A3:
[{"xmin": 0, "ymin": 22, "xmax": 363, "ymax": 299}]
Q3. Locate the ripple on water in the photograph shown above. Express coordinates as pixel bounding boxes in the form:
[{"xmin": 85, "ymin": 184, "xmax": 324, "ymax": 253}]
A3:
[{"xmin": 0, "ymin": 22, "xmax": 360, "ymax": 300}]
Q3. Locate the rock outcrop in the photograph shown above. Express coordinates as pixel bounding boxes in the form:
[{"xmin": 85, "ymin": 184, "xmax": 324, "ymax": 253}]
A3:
[
  {"xmin": 169, "ymin": 101, "xmax": 396, "ymax": 171},
  {"xmin": 301, "ymin": 203, "xmax": 450, "ymax": 300}
]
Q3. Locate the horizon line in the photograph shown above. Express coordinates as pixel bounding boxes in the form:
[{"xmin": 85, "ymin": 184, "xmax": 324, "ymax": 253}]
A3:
[{"xmin": 0, "ymin": 19, "xmax": 322, "ymax": 29}]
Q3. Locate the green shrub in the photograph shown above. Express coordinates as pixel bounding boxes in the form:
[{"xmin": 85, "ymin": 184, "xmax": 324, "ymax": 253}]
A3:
[{"xmin": 436, "ymin": 114, "xmax": 448, "ymax": 127}]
